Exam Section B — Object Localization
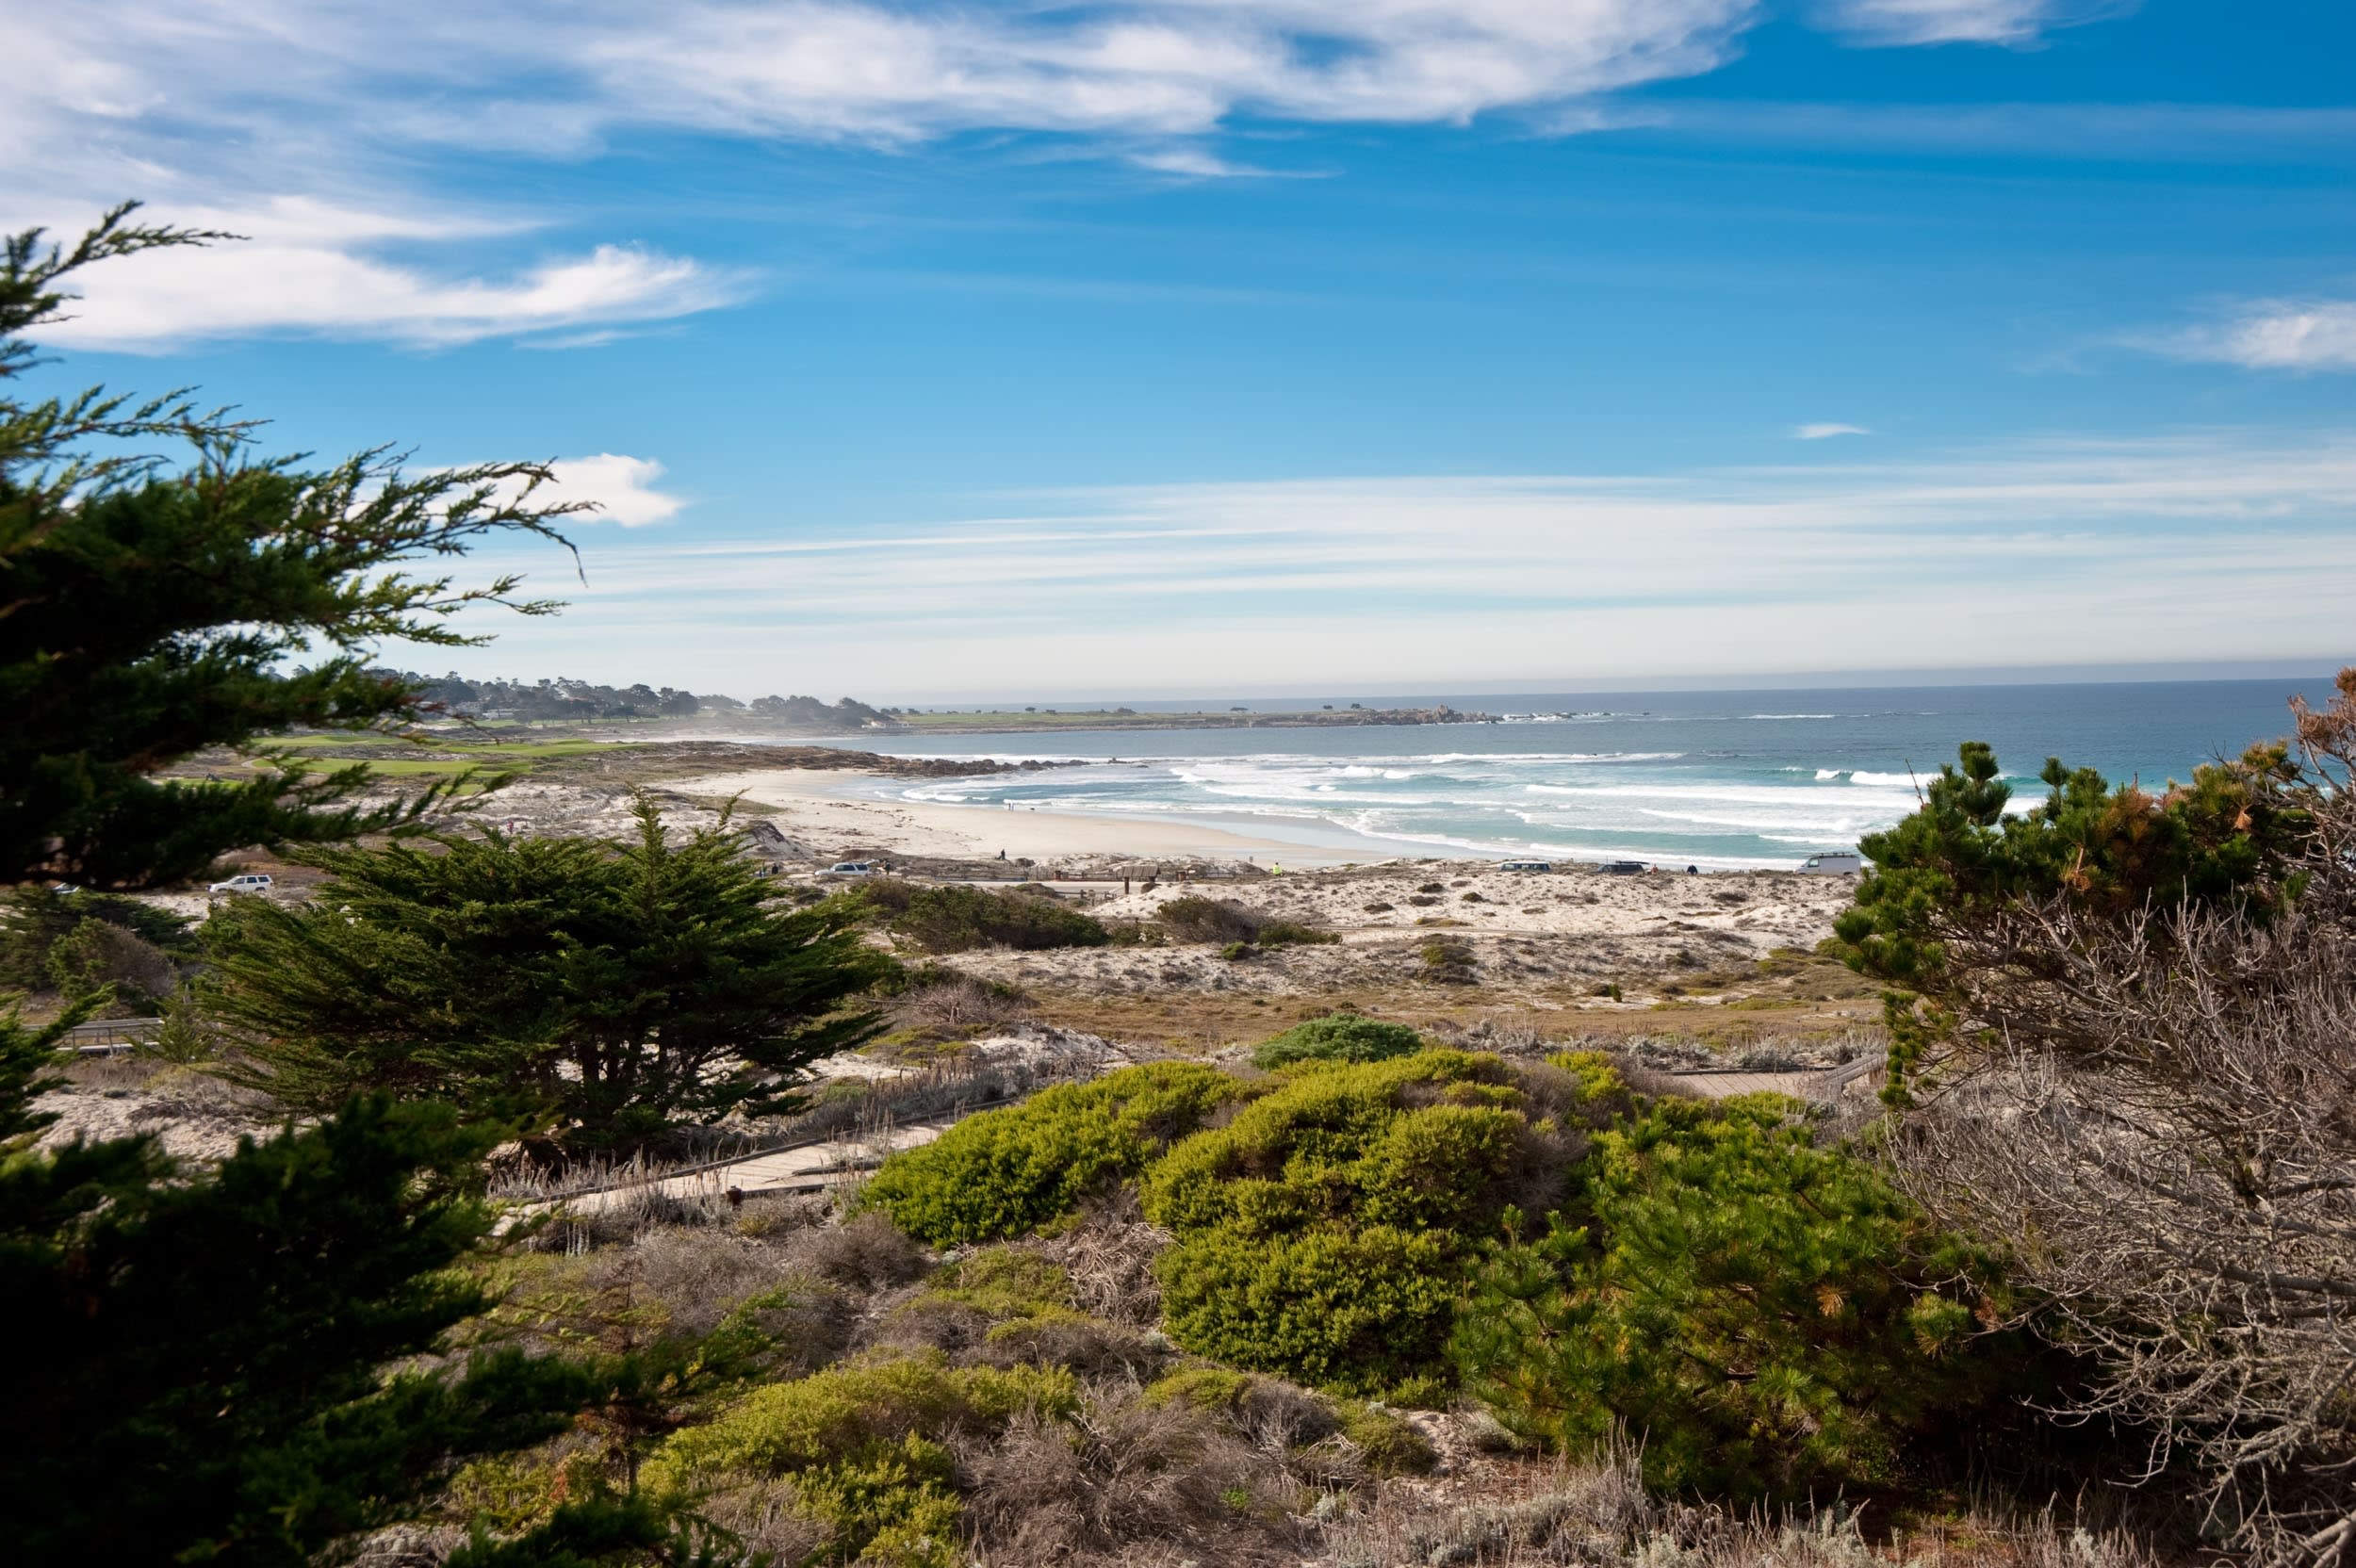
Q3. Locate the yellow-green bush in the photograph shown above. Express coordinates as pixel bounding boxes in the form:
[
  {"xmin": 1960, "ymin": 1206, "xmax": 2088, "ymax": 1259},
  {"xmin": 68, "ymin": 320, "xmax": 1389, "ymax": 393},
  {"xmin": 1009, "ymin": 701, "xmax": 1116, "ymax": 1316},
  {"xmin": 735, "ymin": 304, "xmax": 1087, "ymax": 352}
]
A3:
[
  {"xmin": 1334, "ymin": 1400, "xmax": 1438, "ymax": 1477},
  {"xmin": 1154, "ymin": 1222, "xmax": 1460, "ymax": 1394},
  {"xmin": 917, "ymin": 1249, "xmax": 1072, "ymax": 1320},
  {"xmin": 1139, "ymin": 1052, "xmax": 1567, "ymax": 1393},
  {"xmin": 864, "ymin": 1062, "xmax": 1260, "ymax": 1244},
  {"xmin": 647, "ymin": 1352, "xmax": 1077, "ymax": 1565},
  {"xmin": 648, "ymin": 1352, "xmax": 1077, "ymax": 1484}
]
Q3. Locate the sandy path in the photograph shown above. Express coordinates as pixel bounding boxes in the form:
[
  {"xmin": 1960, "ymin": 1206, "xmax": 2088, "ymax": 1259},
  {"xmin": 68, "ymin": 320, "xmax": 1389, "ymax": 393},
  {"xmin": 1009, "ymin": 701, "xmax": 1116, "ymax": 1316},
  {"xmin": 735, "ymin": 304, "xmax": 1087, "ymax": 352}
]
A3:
[
  {"xmin": 676, "ymin": 768, "xmax": 1367, "ymax": 865},
  {"xmin": 548, "ymin": 1121, "xmax": 951, "ymax": 1217}
]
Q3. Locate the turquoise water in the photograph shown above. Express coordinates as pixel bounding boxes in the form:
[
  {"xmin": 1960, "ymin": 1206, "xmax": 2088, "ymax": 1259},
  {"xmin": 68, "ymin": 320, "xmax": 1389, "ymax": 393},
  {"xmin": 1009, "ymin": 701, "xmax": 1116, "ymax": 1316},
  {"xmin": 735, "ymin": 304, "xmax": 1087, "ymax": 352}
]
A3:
[{"xmin": 785, "ymin": 678, "xmax": 2335, "ymax": 869}]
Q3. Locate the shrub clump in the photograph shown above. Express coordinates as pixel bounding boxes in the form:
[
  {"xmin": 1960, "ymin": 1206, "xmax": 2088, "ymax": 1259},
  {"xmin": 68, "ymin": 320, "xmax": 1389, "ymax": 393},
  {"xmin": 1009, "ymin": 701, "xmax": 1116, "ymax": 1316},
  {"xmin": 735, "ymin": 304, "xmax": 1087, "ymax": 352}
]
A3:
[
  {"xmin": 863, "ymin": 1063, "xmax": 1261, "ymax": 1245},
  {"xmin": 867, "ymin": 880, "xmax": 1108, "ymax": 954},
  {"xmin": 1452, "ymin": 1092, "xmax": 2018, "ymax": 1499},
  {"xmin": 1153, "ymin": 895, "xmax": 1262, "ymax": 945},
  {"xmin": 1141, "ymin": 1051, "xmax": 1622, "ymax": 1394},
  {"xmin": 646, "ymin": 1351, "xmax": 1078, "ymax": 1566},
  {"xmin": 1252, "ymin": 1012, "xmax": 1426, "ymax": 1070}
]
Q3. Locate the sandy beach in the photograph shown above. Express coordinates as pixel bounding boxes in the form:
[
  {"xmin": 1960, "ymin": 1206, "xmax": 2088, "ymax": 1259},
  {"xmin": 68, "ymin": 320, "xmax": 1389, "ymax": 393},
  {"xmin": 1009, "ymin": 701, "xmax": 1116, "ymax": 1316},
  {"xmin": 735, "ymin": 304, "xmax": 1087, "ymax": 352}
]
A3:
[{"xmin": 676, "ymin": 768, "xmax": 1366, "ymax": 866}]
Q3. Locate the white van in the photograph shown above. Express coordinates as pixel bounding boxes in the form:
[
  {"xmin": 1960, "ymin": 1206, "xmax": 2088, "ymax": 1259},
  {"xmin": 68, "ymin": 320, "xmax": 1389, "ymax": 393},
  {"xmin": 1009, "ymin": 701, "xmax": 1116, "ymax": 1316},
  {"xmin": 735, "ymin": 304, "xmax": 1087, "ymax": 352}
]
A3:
[
  {"xmin": 1499, "ymin": 858, "xmax": 1554, "ymax": 874},
  {"xmin": 207, "ymin": 873, "xmax": 275, "ymax": 895},
  {"xmin": 1796, "ymin": 852, "xmax": 1863, "ymax": 874}
]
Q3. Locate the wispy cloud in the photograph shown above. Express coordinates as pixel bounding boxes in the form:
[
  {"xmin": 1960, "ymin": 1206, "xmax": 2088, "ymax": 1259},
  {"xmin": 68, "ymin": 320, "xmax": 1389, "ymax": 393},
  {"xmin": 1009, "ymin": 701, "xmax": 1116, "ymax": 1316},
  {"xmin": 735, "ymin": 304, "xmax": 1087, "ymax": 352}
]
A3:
[
  {"xmin": 1811, "ymin": 0, "xmax": 2137, "ymax": 47},
  {"xmin": 2129, "ymin": 299, "xmax": 2356, "ymax": 373},
  {"xmin": 42, "ymin": 217, "xmax": 747, "ymax": 351},
  {"xmin": 443, "ymin": 431, "xmax": 2356, "ymax": 694},
  {"xmin": 1794, "ymin": 422, "xmax": 1871, "ymax": 439}
]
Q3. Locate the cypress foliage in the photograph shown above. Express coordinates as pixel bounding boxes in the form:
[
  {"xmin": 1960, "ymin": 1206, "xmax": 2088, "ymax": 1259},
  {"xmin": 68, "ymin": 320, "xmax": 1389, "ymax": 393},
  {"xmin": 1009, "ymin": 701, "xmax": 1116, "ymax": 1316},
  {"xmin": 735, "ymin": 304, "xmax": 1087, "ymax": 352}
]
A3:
[
  {"xmin": 0, "ymin": 1015, "xmax": 597, "ymax": 1562},
  {"xmin": 1, "ymin": 204, "xmax": 581, "ymax": 889},
  {"xmin": 206, "ymin": 797, "xmax": 896, "ymax": 1151},
  {"xmin": 1453, "ymin": 1093, "xmax": 2018, "ymax": 1498}
]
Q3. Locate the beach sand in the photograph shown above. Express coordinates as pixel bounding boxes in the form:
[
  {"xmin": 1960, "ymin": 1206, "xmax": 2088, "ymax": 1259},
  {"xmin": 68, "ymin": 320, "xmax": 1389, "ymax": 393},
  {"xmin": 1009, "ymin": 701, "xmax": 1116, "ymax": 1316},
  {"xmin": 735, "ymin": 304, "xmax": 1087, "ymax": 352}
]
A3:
[{"xmin": 675, "ymin": 768, "xmax": 1365, "ymax": 866}]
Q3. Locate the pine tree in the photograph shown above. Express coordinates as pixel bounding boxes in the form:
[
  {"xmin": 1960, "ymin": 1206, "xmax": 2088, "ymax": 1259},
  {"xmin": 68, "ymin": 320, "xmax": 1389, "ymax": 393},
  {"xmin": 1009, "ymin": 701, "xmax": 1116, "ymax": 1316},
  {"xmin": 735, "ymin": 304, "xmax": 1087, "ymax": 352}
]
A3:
[
  {"xmin": 0, "ymin": 1002, "xmax": 602, "ymax": 1561},
  {"xmin": 1, "ymin": 204, "xmax": 583, "ymax": 888},
  {"xmin": 205, "ymin": 797, "xmax": 895, "ymax": 1152}
]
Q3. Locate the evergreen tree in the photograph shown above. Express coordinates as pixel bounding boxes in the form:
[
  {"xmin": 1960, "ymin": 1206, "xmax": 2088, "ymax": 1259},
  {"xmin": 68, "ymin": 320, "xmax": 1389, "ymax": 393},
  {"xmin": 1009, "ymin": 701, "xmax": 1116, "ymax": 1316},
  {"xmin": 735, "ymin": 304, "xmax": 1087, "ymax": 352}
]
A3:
[
  {"xmin": 205, "ymin": 798, "xmax": 895, "ymax": 1152},
  {"xmin": 0, "ymin": 1004, "xmax": 601, "ymax": 1561},
  {"xmin": 2, "ymin": 204, "xmax": 583, "ymax": 889}
]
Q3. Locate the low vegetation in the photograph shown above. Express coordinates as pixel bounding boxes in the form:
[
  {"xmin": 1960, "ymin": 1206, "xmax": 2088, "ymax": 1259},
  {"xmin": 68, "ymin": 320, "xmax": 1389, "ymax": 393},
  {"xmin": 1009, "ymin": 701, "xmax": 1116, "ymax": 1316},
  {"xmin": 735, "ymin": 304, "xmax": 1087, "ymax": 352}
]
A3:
[
  {"xmin": 862, "ymin": 879, "xmax": 1109, "ymax": 954},
  {"xmin": 1250, "ymin": 1010, "xmax": 1427, "ymax": 1069},
  {"xmin": 860, "ymin": 1062, "xmax": 1259, "ymax": 1245}
]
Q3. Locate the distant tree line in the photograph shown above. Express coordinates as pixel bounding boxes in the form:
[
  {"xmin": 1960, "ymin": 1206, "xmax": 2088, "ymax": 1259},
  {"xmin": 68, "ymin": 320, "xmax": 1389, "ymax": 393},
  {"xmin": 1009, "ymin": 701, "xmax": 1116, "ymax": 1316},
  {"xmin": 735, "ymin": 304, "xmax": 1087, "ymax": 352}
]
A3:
[{"xmin": 379, "ymin": 669, "xmax": 894, "ymax": 729}]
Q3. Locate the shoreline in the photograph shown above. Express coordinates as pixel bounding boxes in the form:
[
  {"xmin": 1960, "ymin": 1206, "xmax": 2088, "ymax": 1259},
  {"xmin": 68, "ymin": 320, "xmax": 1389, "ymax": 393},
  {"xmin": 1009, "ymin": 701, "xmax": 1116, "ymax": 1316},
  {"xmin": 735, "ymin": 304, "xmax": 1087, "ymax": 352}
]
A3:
[{"xmin": 676, "ymin": 769, "xmax": 1378, "ymax": 866}]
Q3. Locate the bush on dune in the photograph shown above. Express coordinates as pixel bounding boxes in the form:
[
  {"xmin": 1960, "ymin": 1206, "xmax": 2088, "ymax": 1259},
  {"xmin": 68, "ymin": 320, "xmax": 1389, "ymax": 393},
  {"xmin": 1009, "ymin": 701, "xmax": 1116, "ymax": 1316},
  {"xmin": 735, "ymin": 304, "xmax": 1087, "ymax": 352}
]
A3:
[
  {"xmin": 866, "ymin": 880, "xmax": 1109, "ymax": 954},
  {"xmin": 1453, "ymin": 1091, "xmax": 2020, "ymax": 1499},
  {"xmin": 1153, "ymin": 895, "xmax": 1262, "ymax": 944},
  {"xmin": 1251, "ymin": 1011, "xmax": 1426, "ymax": 1070},
  {"xmin": 1142, "ymin": 1050, "xmax": 1622, "ymax": 1395},
  {"xmin": 645, "ymin": 1352, "xmax": 1077, "ymax": 1568},
  {"xmin": 862, "ymin": 1062, "xmax": 1259, "ymax": 1245}
]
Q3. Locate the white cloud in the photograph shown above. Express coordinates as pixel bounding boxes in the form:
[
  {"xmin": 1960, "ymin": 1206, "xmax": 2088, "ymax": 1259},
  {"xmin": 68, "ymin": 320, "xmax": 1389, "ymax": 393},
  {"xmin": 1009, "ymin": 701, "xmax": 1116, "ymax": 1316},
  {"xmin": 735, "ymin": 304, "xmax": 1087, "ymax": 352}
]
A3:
[
  {"xmin": 42, "ymin": 223, "xmax": 745, "ymax": 351},
  {"xmin": 2135, "ymin": 300, "xmax": 2356, "ymax": 373},
  {"xmin": 1811, "ymin": 0, "xmax": 2136, "ymax": 46},
  {"xmin": 547, "ymin": 455, "xmax": 686, "ymax": 527},
  {"xmin": 443, "ymin": 431, "xmax": 2356, "ymax": 694},
  {"xmin": 1794, "ymin": 422, "xmax": 1871, "ymax": 439}
]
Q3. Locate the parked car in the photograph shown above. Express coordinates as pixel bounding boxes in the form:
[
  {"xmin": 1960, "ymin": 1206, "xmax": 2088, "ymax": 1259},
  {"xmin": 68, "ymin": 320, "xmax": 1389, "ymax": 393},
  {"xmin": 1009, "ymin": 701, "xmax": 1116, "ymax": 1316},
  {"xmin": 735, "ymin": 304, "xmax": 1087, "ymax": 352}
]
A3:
[
  {"xmin": 1499, "ymin": 858, "xmax": 1554, "ymax": 873},
  {"xmin": 1795, "ymin": 852, "xmax": 1863, "ymax": 874},
  {"xmin": 207, "ymin": 873, "xmax": 274, "ymax": 895},
  {"xmin": 823, "ymin": 860, "xmax": 879, "ymax": 878},
  {"xmin": 1598, "ymin": 860, "xmax": 1649, "ymax": 875}
]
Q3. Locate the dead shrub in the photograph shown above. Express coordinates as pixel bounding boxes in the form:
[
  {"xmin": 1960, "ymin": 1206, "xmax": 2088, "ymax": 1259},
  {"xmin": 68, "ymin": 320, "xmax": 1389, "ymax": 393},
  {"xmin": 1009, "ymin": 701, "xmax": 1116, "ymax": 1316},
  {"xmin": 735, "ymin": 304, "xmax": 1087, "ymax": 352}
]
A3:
[
  {"xmin": 896, "ymin": 973, "xmax": 1034, "ymax": 1035},
  {"xmin": 1023, "ymin": 1186, "xmax": 1175, "ymax": 1327},
  {"xmin": 1154, "ymin": 896, "xmax": 1263, "ymax": 945},
  {"xmin": 782, "ymin": 1211, "xmax": 932, "ymax": 1293},
  {"xmin": 957, "ymin": 1390, "xmax": 1307, "ymax": 1567}
]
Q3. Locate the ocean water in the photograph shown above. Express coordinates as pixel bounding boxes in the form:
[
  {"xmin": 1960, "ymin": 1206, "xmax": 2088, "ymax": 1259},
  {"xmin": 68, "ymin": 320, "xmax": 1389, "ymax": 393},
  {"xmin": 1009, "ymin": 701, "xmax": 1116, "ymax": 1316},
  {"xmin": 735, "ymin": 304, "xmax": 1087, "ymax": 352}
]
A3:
[{"xmin": 792, "ymin": 678, "xmax": 2335, "ymax": 869}]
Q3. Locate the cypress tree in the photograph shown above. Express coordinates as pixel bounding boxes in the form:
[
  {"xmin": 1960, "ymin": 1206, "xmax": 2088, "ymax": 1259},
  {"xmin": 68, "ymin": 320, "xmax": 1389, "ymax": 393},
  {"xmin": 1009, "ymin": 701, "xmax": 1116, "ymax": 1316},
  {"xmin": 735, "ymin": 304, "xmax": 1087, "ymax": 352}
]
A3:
[
  {"xmin": 1, "ymin": 204, "xmax": 581, "ymax": 889},
  {"xmin": 207, "ymin": 797, "xmax": 895, "ymax": 1152}
]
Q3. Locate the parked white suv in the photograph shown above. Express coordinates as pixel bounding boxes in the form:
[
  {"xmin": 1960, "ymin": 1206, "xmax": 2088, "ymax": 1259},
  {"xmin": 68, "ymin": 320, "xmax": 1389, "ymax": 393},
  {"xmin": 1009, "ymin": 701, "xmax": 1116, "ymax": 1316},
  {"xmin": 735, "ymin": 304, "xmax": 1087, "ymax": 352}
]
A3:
[
  {"xmin": 207, "ymin": 873, "xmax": 274, "ymax": 895},
  {"xmin": 824, "ymin": 860, "xmax": 879, "ymax": 878}
]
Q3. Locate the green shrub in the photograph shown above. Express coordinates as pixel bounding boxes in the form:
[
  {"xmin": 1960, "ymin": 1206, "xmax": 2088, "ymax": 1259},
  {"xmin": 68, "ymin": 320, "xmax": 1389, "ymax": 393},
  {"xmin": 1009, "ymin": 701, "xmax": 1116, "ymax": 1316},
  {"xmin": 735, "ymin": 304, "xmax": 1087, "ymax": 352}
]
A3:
[
  {"xmin": 1251, "ymin": 1012, "xmax": 1425, "ymax": 1070},
  {"xmin": 1155, "ymin": 1223, "xmax": 1461, "ymax": 1395},
  {"xmin": 1141, "ymin": 1365, "xmax": 1255, "ymax": 1413},
  {"xmin": 647, "ymin": 1352, "xmax": 1077, "ymax": 1482},
  {"xmin": 876, "ymin": 882, "xmax": 1108, "ymax": 954},
  {"xmin": 1141, "ymin": 1051, "xmax": 1587, "ymax": 1393},
  {"xmin": 1334, "ymin": 1399, "xmax": 1438, "ymax": 1477},
  {"xmin": 1255, "ymin": 920, "xmax": 1339, "ymax": 948},
  {"xmin": 864, "ymin": 1062, "xmax": 1258, "ymax": 1245},
  {"xmin": 914, "ymin": 1249, "xmax": 1072, "ymax": 1321},
  {"xmin": 789, "ymin": 1434, "xmax": 962, "ymax": 1568},
  {"xmin": 1452, "ymin": 1093, "xmax": 2016, "ymax": 1499},
  {"xmin": 647, "ymin": 1353, "xmax": 1072, "ymax": 1566},
  {"xmin": 1154, "ymin": 895, "xmax": 1261, "ymax": 944}
]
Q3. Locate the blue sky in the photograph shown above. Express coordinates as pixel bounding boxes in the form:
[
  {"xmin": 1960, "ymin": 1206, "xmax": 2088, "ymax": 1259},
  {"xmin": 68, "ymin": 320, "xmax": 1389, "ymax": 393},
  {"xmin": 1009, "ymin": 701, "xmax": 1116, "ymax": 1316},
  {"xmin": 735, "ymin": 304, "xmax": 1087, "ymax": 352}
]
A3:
[{"xmin": 13, "ymin": 0, "xmax": 2355, "ymax": 698}]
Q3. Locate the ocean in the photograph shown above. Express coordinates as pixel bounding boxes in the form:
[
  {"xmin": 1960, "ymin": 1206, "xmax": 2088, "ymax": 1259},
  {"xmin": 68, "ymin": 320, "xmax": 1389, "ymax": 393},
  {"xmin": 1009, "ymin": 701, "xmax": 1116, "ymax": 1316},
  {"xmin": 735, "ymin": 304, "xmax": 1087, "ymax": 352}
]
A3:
[{"xmin": 790, "ymin": 678, "xmax": 2336, "ymax": 870}]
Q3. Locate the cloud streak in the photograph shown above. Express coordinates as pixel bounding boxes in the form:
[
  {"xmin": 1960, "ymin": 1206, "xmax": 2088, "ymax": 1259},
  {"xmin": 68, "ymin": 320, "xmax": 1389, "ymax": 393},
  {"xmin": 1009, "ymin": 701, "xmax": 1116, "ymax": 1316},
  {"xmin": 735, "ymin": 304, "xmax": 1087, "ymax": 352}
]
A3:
[
  {"xmin": 2132, "ymin": 299, "xmax": 2356, "ymax": 373},
  {"xmin": 1794, "ymin": 422, "xmax": 1871, "ymax": 439},
  {"xmin": 1, "ymin": 0, "xmax": 2182, "ymax": 348},
  {"xmin": 439, "ymin": 432, "xmax": 2356, "ymax": 694},
  {"xmin": 1811, "ymin": 0, "xmax": 2137, "ymax": 47}
]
